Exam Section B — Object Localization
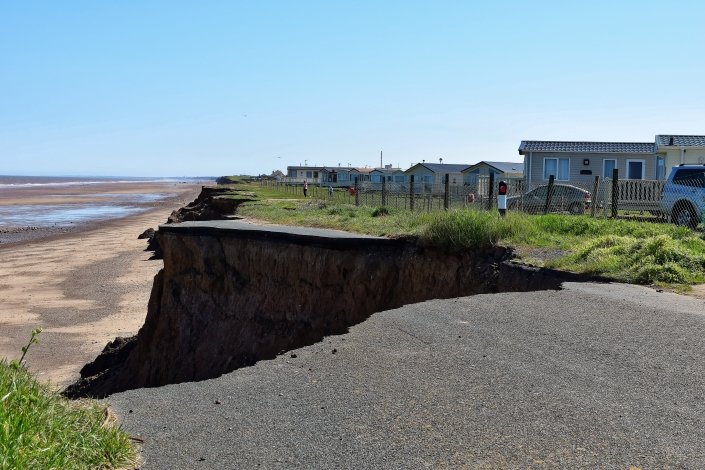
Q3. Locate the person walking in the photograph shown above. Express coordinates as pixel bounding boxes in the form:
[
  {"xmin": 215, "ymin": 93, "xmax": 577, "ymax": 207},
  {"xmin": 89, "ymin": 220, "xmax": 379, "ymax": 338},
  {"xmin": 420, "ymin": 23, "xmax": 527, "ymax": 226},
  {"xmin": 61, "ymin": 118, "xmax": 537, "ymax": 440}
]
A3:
[{"xmin": 303, "ymin": 180, "xmax": 308, "ymax": 197}]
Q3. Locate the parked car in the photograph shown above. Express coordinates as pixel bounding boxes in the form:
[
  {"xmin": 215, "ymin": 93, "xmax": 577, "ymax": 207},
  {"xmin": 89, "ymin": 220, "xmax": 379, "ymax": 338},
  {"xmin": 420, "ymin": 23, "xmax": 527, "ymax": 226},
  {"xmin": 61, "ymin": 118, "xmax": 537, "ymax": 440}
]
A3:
[
  {"xmin": 660, "ymin": 164, "xmax": 705, "ymax": 228},
  {"xmin": 507, "ymin": 184, "xmax": 592, "ymax": 215}
]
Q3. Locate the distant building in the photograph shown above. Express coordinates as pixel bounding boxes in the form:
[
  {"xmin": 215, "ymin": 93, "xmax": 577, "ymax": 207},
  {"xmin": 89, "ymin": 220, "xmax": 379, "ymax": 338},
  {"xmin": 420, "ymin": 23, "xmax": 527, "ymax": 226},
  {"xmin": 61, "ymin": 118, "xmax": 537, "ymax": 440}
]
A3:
[
  {"xmin": 320, "ymin": 167, "xmax": 355, "ymax": 187},
  {"xmin": 286, "ymin": 165, "xmax": 325, "ymax": 183},
  {"xmin": 462, "ymin": 161, "xmax": 524, "ymax": 185},
  {"xmin": 404, "ymin": 163, "xmax": 472, "ymax": 187},
  {"xmin": 370, "ymin": 166, "xmax": 404, "ymax": 183},
  {"xmin": 349, "ymin": 167, "xmax": 374, "ymax": 184}
]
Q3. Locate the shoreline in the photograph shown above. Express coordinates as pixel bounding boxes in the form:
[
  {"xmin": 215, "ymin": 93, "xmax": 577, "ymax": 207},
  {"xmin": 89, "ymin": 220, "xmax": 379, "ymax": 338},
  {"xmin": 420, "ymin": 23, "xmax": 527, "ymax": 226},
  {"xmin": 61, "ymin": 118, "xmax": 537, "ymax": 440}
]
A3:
[
  {"xmin": 0, "ymin": 183, "xmax": 202, "ymax": 388},
  {"xmin": 0, "ymin": 181, "xmax": 203, "ymax": 248}
]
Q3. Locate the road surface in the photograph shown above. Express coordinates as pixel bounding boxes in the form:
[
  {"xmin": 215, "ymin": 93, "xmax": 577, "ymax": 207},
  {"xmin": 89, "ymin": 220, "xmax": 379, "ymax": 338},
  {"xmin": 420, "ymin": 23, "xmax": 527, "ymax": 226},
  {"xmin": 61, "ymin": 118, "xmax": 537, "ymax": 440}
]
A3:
[{"xmin": 108, "ymin": 282, "xmax": 705, "ymax": 469}]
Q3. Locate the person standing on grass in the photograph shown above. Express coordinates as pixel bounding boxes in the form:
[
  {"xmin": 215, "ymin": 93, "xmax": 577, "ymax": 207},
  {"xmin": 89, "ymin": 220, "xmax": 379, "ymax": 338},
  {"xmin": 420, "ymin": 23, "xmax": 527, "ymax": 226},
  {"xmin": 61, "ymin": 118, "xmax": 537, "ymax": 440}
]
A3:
[
  {"xmin": 303, "ymin": 180, "xmax": 308, "ymax": 197},
  {"xmin": 328, "ymin": 185, "xmax": 333, "ymax": 198}
]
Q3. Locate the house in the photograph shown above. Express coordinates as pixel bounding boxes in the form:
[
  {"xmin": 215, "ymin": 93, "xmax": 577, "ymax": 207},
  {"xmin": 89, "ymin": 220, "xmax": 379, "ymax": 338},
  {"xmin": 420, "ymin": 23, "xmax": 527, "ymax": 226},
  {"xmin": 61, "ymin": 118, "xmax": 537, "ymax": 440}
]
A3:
[
  {"xmin": 391, "ymin": 169, "xmax": 407, "ymax": 183},
  {"xmin": 286, "ymin": 166, "xmax": 325, "ymax": 184},
  {"xmin": 404, "ymin": 163, "xmax": 471, "ymax": 187},
  {"xmin": 519, "ymin": 135, "xmax": 705, "ymax": 188},
  {"xmin": 518, "ymin": 141, "xmax": 658, "ymax": 188},
  {"xmin": 349, "ymin": 167, "xmax": 374, "ymax": 183},
  {"xmin": 369, "ymin": 166, "xmax": 405, "ymax": 183},
  {"xmin": 320, "ymin": 167, "xmax": 356, "ymax": 187},
  {"xmin": 462, "ymin": 161, "xmax": 524, "ymax": 185},
  {"xmin": 656, "ymin": 135, "xmax": 705, "ymax": 175}
]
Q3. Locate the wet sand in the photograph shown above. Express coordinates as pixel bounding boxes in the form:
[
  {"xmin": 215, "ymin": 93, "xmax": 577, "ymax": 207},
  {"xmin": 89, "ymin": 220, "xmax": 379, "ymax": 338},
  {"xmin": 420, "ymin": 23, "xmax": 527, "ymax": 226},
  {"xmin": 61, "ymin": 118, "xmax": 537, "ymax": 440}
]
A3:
[
  {"xmin": 0, "ymin": 183, "xmax": 202, "ymax": 389},
  {"xmin": 0, "ymin": 180, "xmax": 197, "ymax": 246}
]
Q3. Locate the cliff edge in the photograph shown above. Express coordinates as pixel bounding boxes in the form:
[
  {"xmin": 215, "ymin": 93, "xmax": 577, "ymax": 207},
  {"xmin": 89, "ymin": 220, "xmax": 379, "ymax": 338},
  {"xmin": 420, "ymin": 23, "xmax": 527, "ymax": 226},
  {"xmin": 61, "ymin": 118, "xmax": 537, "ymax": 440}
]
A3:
[{"xmin": 66, "ymin": 220, "xmax": 582, "ymax": 398}]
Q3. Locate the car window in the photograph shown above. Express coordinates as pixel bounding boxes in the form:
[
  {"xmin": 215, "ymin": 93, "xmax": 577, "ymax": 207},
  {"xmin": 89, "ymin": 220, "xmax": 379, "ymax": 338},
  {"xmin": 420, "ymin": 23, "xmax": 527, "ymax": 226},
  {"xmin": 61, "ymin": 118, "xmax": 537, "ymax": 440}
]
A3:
[
  {"xmin": 532, "ymin": 187, "xmax": 547, "ymax": 198},
  {"xmin": 552, "ymin": 186, "xmax": 567, "ymax": 197},
  {"xmin": 567, "ymin": 187, "xmax": 583, "ymax": 198},
  {"xmin": 673, "ymin": 169, "xmax": 705, "ymax": 188}
]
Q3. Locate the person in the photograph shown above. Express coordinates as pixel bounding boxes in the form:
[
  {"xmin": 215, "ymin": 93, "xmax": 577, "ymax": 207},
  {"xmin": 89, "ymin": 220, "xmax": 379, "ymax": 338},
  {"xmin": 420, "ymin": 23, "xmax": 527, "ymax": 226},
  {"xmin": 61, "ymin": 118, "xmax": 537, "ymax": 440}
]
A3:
[
  {"xmin": 328, "ymin": 185, "xmax": 333, "ymax": 198},
  {"xmin": 303, "ymin": 180, "xmax": 308, "ymax": 197}
]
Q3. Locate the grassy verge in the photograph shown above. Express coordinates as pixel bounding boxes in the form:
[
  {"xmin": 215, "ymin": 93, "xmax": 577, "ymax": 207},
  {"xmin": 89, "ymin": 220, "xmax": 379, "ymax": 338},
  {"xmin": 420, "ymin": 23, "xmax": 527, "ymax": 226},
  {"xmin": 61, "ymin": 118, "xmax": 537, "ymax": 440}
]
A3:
[
  {"xmin": 224, "ymin": 180, "xmax": 705, "ymax": 289},
  {"xmin": 507, "ymin": 215, "xmax": 705, "ymax": 287},
  {"xmin": 0, "ymin": 360, "xmax": 136, "ymax": 469}
]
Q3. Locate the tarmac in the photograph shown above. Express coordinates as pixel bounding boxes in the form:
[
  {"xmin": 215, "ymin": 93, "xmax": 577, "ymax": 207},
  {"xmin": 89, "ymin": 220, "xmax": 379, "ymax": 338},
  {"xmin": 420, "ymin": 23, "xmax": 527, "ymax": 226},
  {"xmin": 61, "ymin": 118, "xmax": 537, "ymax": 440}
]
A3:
[{"xmin": 108, "ymin": 282, "xmax": 705, "ymax": 469}]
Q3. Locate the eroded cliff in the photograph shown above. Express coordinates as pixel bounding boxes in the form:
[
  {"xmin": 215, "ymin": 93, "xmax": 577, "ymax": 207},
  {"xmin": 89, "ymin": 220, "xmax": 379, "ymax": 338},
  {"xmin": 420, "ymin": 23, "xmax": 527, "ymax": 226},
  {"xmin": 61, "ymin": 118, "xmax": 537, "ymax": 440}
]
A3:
[{"xmin": 66, "ymin": 220, "xmax": 581, "ymax": 398}]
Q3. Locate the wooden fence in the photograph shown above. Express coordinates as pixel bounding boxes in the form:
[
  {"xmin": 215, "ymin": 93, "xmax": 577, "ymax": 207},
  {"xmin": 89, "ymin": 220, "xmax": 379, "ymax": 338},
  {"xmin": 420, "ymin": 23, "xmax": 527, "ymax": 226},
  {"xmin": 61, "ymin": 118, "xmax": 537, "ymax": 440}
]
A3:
[{"xmin": 603, "ymin": 179, "xmax": 664, "ymax": 215}]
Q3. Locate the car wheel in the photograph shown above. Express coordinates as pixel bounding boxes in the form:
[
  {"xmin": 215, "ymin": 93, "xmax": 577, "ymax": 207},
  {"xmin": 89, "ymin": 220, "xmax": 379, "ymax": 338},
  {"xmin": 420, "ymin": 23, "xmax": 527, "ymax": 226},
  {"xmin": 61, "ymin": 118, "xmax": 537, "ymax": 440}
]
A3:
[
  {"xmin": 673, "ymin": 202, "xmax": 698, "ymax": 228},
  {"xmin": 568, "ymin": 202, "xmax": 584, "ymax": 215}
]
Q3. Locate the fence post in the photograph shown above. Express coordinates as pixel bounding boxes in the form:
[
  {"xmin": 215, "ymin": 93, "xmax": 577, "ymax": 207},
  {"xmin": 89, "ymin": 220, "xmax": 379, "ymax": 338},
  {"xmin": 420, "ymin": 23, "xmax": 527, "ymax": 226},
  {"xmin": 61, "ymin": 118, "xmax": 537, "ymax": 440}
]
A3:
[
  {"xmin": 591, "ymin": 176, "xmax": 599, "ymax": 217},
  {"xmin": 444, "ymin": 174, "xmax": 450, "ymax": 210},
  {"xmin": 487, "ymin": 173, "xmax": 495, "ymax": 211},
  {"xmin": 355, "ymin": 177, "xmax": 359, "ymax": 206},
  {"xmin": 543, "ymin": 175, "xmax": 555, "ymax": 215},
  {"xmin": 611, "ymin": 168, "xmax": 619, "ymax": 218},
  {"xmin": 410, "ymin": 175, "xmax": 415, "ymax": 211},
  {"xmin": 382, "ymin": 177, "xmax": 387, "ymax": 207}
]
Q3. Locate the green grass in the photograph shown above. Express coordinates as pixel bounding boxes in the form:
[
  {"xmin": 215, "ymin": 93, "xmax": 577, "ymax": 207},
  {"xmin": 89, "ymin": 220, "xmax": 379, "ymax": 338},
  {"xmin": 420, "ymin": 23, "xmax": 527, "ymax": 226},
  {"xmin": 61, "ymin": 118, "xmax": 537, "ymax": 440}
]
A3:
[
  {"xmin": 0, "ymin": 360, "xmax": 136, "ymax": 470},
  {"xmin": 505, "ymin": 214, "xmax": 705, "ymax": 286},
  {"xmin": 220, "ymin": 179, "xmax": 705, "ymax": 289}
]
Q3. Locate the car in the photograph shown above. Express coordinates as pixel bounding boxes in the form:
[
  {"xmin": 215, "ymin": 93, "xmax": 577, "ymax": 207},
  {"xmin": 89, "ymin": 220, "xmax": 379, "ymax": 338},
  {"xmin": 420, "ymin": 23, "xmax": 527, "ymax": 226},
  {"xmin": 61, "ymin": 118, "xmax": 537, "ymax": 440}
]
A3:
[
  {"xmin": 660, "ymin": 164, "xmax": 705, "ymax": 228},
  {"xmin": 506, "ymin": 184, "xmax": 592, "ymax": 215}
]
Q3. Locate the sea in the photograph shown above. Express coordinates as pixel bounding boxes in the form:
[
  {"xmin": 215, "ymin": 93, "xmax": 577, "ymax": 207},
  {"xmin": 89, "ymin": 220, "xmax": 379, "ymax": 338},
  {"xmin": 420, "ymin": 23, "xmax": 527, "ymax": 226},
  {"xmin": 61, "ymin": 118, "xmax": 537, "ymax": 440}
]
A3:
[{"xmin": 0, "ymin": 175, "xmax": 210, "ymax": 242}]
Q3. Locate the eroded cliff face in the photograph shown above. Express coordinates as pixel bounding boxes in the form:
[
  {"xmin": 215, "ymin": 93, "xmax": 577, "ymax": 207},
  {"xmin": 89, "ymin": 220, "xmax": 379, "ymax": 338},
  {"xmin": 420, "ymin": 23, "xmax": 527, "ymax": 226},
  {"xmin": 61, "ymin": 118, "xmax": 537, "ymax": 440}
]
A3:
[{"xmin": 66, "ymin": 221, "xmax": 576, "ymax": 398}]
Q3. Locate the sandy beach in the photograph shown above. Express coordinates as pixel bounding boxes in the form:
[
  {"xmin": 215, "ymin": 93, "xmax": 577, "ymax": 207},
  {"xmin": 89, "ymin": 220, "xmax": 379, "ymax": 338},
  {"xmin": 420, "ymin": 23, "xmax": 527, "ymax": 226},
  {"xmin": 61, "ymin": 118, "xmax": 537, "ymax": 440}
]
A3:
[{"xmin": 0, "ymin": 182, "xmax": 202, "ymax": 389}]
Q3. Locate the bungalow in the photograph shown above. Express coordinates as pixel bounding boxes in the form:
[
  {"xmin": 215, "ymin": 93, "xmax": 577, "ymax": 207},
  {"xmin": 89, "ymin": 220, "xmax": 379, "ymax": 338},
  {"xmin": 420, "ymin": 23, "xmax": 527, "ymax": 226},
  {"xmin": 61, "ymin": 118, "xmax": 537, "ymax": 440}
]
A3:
[
  {"xmin": 370, "ymin": 167, "xmax": 405, "ymax": 183},
  {"xmin": 286, "ymin": 166, "xmax": 325, "ymax": 184},
  {"xmin": 519, "ymin": 135, "xmax": 705, "ymax": 188},
  {"xmin": 404, "ymin": 163, "xmax": 471, "ymax": 187},
  {"xmin": 518, "ymin": 141, "xmax": 658, "ymax": 188},
  {"xmin": 462, "ymin": 161, "xmax": 524, "ymax": 185},
  {"xmin": 320, "ymin": 167, "xmax": 356, "ymax": 187},
  {"xmin": 656, "ymin": 135, "xmax": 705, "ymax": 173},
  {"xmin": 349, "ymin": 167, "xmax": 374, "ymax": 183}
]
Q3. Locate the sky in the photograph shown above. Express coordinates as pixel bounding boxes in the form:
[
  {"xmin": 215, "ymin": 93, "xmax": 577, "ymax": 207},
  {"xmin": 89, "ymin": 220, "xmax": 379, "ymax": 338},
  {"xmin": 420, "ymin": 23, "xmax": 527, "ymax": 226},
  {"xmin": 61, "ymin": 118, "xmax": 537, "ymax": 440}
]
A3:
[{"xmin": 2, "ymin": 1, "xmax": 705, "ymax": 177}]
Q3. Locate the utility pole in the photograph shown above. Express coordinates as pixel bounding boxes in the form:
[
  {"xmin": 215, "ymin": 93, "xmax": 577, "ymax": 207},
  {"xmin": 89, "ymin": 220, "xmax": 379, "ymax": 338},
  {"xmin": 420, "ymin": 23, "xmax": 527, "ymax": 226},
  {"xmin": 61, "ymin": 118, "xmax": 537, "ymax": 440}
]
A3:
[{"xmin": 380, "ymin": 150, "xmax": 383, "ymax": 168}]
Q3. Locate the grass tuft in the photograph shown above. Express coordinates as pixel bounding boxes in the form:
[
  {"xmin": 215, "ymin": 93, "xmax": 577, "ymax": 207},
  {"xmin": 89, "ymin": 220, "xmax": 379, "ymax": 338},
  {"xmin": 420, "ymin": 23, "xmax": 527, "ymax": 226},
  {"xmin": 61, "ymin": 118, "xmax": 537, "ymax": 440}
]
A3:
[
  {"xmin": 371, "ymin": 207, "xmax": 390, "ymax": 217},
  {"xmin": 0, "ymin": 360, "xmax": 136, "ymax": 469},
  {"xmin": 419, "ymin": 210, "xmax": 519, "ymax": 250},
  {"xmin": 550, "ymin": 233, "xmax": 705, "ymax": 285}
]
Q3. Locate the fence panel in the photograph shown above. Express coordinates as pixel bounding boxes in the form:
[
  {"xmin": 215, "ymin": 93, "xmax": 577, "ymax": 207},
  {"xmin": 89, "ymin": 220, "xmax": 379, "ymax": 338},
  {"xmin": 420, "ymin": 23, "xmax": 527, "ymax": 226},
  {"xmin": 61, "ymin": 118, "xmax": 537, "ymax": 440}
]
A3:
[{"xmin": 266, "ymin": 175, "xmax": 673, "ymax": 222}]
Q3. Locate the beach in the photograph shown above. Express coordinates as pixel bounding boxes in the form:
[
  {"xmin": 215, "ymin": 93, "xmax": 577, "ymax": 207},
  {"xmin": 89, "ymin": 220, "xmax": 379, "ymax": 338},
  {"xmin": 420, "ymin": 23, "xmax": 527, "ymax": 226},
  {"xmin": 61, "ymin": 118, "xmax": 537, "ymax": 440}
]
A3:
[{"xmin": 0, "ymin": 179, "xmax": 202, "ymax": 388}]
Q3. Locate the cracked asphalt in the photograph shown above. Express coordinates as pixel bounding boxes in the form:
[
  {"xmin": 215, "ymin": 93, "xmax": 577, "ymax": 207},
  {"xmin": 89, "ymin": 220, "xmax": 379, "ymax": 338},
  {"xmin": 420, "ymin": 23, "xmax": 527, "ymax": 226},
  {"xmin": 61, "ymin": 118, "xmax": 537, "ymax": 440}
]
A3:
[{"xmin": 108, "ymin": 282, "xmax": 705, "ymax": 469}]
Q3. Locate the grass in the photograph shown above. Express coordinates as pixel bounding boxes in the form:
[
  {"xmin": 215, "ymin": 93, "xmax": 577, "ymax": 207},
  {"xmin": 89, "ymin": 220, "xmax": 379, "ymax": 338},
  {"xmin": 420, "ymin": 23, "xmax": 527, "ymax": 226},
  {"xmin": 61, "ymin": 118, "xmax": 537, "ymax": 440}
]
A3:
[
  {"xmin": 0, "ymin": 332, "xmax": 136, "ymax": 470},
  {"xmin": 504, "ymin": 214, "xmax": 705, "ymax": 286},
  {"xmin": 220, "ymin": 179, "xmax": 705, "ymax": 289}
]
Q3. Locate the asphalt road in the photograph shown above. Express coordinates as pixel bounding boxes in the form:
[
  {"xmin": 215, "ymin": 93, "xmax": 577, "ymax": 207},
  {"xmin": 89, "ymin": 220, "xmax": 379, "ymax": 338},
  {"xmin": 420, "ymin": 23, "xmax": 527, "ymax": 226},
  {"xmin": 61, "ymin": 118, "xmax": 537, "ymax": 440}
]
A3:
[{"xmin": 108, "ymin": 282, "xmax": 705, "ymax": 469}]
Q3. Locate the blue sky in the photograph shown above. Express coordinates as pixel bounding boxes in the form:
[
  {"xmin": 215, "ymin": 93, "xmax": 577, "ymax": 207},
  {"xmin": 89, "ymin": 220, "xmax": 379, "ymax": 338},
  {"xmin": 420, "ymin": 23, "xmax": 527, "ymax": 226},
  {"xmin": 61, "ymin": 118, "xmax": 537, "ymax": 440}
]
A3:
[{"xmin": 2, "ymin": 1, "xmax": 705, "ymax": 177}]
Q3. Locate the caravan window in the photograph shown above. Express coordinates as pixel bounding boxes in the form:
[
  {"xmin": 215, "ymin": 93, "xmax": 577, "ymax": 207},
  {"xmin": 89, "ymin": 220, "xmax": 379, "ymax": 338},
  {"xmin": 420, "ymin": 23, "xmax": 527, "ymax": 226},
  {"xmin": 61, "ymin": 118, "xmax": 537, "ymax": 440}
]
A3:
[{"xmin": 544, "ymin": 158, "xmax": 569, "ymax": 181}]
